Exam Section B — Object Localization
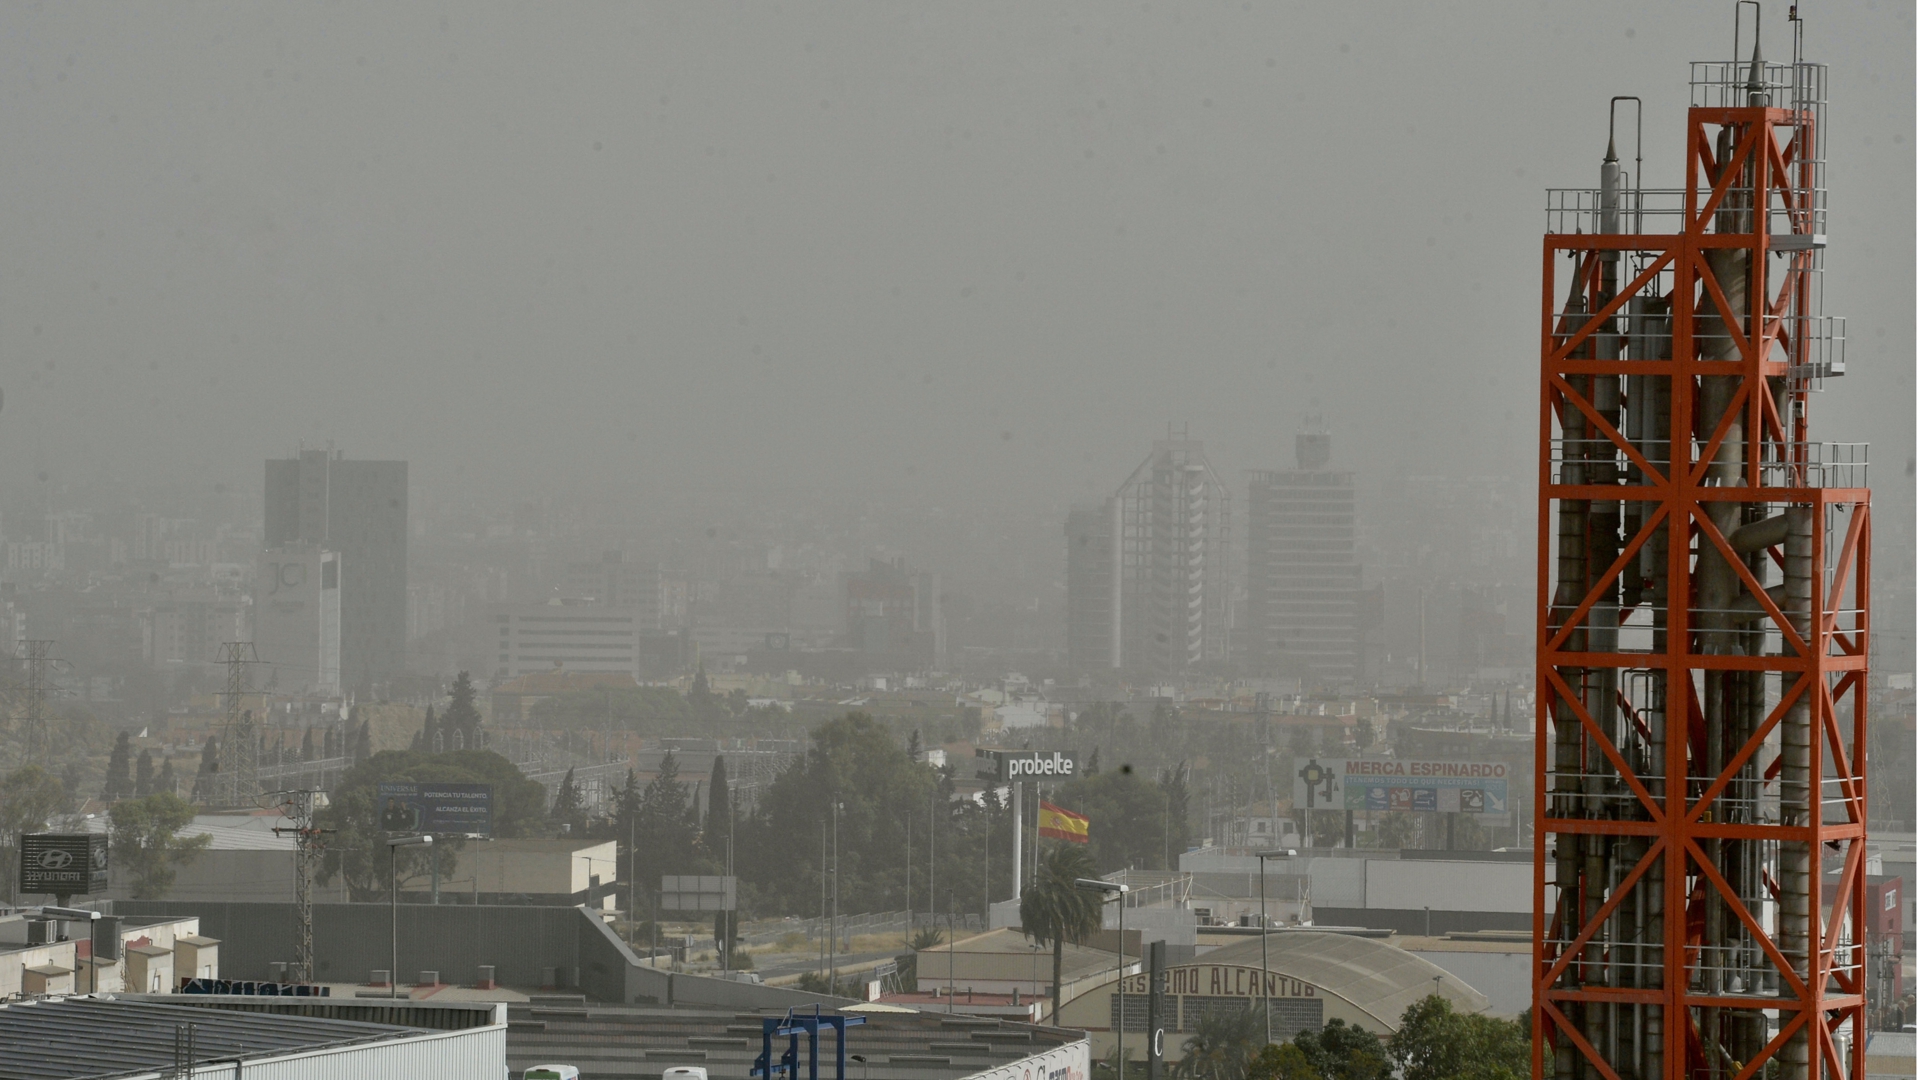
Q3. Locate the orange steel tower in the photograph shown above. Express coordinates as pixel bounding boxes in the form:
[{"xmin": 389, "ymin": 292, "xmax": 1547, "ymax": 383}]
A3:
[{"xmin": 1533, "ymin": 11, "xmax": 1869, "ymax": 1080}]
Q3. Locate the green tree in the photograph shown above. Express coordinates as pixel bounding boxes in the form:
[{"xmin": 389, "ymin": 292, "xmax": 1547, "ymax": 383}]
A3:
[
  {"xmin": 300, "ymin": 727, "xmax": 316, "ymax": 761},
  {"xmin": 634, "ymin": 752, "xmax": 698, "ymax": 889},
  {"xmin": 134, "ymin": 749, "xmax": 155, "ymax": 797},
  {"xmin": 0, "ymin": 765, "xmax": 69, "ymax": 836},
  {"xmin": 737, "ymin": 712, "xmax": 941, "ymax": 916},
  {"xmin": 1159, "ymin": 763, "xmax": 1192, "ymax": 865},
  {"xmin": 103, "ymin": 732, "xmax": 134, "ymax": 801},
  {"xmin": 0, "ymin": 765, "xmax": 71, "ymax": 898},
  {"xmin": 109, "ymin": 792, "xmax": 211, "ymax": 899},
  {"xmin": 1289, "ymin": 1018, "xmax": 1390, "ymax": 1080},
  {"xmin": 1246, "ymin": 1043, "xmax": 1319, "ymax": 1080},
  {"xmin": 689, "ymin": 663, "xmax": 722, "ymax": 723},
  {"xmin": 155, "ymin": 759, "xmax": 176, "ymax": 797},
  {"xmin": 551, "ymin": 767, "xmax": 586, "ymax": 835},
  {"xmin": 1175, "ymin": 1005, "xmax": 1264, "ymax": 1080},
  {"xmin": 190, "ymin": 734, "xmax": 219, "ymax": 803},
  {"xmin": 1373, "ymin": 813, "xmax": 1420, "ymax": 850},
  {"xmin": 1053, "ymin": 767, "xmax": 1170, "ymax": 872},
  {"xmin": 315, "ymin": 748, "xmax": 548, "ymax": 901},
  {"xmin": 443, "ymin": 672, "xmax": 483, "ymax": 749},
  {"xmin": 704, "ymin": 755, "xmax": 731, "ymax": 858},
  {"xmin": 1018, "ymin": 842, "xmax": 1103, "ymax": 1022},
  {"xmin": 1386, "ymin": 995, "xmax": 1528, "ymax": 1080}
]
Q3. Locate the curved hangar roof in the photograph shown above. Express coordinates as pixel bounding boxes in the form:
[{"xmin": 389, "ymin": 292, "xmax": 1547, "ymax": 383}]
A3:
[{"xmin": 1172, "ymin": 931, "xmax": 1490, "ymax": 1030}]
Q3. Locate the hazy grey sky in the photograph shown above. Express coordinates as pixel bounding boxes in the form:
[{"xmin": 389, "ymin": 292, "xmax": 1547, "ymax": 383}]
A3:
[{"xmin": 1, "ymin": 3, "xmax": 1911, "ymax": 565}]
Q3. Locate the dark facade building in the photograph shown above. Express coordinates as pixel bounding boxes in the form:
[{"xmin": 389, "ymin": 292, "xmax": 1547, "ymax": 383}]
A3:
[
  {"xmin": 842, "ymin": 557, "xmax": 945, "ymax": 669},
  {"xmin": 1243, "ymin": 429, "xmax": 1360, "ymax": 685},
  {"xmin": 264, "ymin": 449, "xmax": 407, "ymax": 695},
  {"xmin": 1065, "ymin": 504, "xmax": 1116, "ymax": 671}
]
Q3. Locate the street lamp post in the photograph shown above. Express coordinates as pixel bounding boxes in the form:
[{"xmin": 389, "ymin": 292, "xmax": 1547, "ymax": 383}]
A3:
[
  {"xmin": 45, "ymin": 906, "xmax": 101, "ymax": 995},
  {"xmin": 1075, "ymin": 878, "xmax": 1130, "ymax": 1033},
  {"xmin": 1253, "ymin": 848, "xmax": 1297, "ymax": 1045},
  {"xmin": 386, "ymin": 835, "xmax": 433, "ymax": 999}
]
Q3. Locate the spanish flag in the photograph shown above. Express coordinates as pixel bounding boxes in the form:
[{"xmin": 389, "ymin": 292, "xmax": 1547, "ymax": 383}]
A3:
[{"xmin": 1038, "ymin": 800, "xmax": 1090, "ymax": 843}]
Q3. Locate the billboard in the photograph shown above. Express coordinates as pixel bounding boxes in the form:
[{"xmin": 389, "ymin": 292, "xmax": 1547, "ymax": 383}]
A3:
[
  {"xmin": 19, "ymin": 833, "xmax": 109, "ymax": 896},
  {"xmin": 975, "ymin": 749, "xmax": 1080, "ymax": 783},
  {"xmin": 1292, "ymin": 758, "xmax": 1509, "ymax": 819},
  {"xmin": 376, "ymin": 782, "xmax": 493, "ymax": 836},
  {"xmin": 660, "ymin": 875, "xmax": 737, "ymax": 912}
]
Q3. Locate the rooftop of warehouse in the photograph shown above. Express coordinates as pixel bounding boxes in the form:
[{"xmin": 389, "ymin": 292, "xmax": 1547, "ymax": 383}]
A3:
[
  {"xmin": 0, "ymin": 994, "xmax": 482, "ymax": 1080},
  {"xmin": 1190, "ymin": 931, "xmax": 1489, "ymax": 1028},
  {"xmin": 506, "ymin": 996, "xmax": 1083, "ymax": 1080}
]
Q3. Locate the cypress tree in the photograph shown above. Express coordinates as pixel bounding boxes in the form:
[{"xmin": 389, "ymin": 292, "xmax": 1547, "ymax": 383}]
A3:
[
  {"xmin": 134, "ymin": 749, "xmax": 155, "ymax": 796},
  {"xmin": 104, "ymin": 732, "xmax": 134, "ymax": 801},
  {"xmin": 191, "ymin": 736, "xmax": 220, "ymax": 803},
  {"xmin": 706, "ymin": 755, "xmax": 730, "ymax": 835},
  {"xmin": 156, "ymin": 759, "xmax": 176, "ymax": 797},
  {"xmin": 442, "ymin": 673, "xmax": 481, "ymax": 748}
]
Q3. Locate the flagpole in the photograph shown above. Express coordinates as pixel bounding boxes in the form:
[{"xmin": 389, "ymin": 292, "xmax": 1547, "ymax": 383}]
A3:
[{"xmin": 1011, "ymin": 780, "xmax": 1022, "ymax": 903}]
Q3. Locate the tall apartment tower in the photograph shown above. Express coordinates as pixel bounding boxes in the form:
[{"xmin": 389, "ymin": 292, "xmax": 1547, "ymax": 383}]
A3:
[
  {"xmin": 1065, "ymin": 434, "xmax": 1231, "ymax": 677},
  {"xmin": 1243, "ymin": 427, "xmax": 1360, "ymax": 685},
  {"xmin": 1064, "ymin": 504, "xmax": 1117, "ymax": 670},
  {"xmin": 264, "ymin": 449, "xmax": 407, "ymax": 696}
]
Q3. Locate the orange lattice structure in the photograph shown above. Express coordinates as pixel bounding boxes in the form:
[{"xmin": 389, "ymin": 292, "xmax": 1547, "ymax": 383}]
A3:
[{"xmin": 1533, "ymin": 34, "xmax": 1869, "ymax": 1080}]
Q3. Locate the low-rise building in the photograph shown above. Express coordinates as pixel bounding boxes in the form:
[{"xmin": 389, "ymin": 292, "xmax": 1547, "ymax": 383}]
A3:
[
  {"xmin": 444, "ymin": 838, "xmax": 621, "ymax": 909},
  {"xmin": 1055, "ymin": 930, "xmax": 1486, "ymax": 1060},
  {"xmin": 0, "ymin": 911, "xmax": 210, "ymax": 998},
  {"xmin": 1, "ymin": 995, "xmax": 505, "ymax": 1079}
]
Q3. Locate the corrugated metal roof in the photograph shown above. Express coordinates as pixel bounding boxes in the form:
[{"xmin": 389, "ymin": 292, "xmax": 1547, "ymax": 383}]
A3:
[{"xmin": 0, "ymin": 996, "xmax": 426, "ymax": 1080}]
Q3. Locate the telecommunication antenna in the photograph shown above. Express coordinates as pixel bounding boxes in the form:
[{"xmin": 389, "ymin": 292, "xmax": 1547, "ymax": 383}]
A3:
[{"xmin": 215, "ymin": 642, "xmax": 262, "ymax": 807}]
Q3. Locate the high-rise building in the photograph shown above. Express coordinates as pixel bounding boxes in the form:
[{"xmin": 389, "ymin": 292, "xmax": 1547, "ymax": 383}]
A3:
[
  {"xmin": 842, "ymin": 557, "xmax": 945, "ymax": 670},
  {"xmin": 264, "ymin": 449, "xmax": 407, "ymax": 695},
  {"xmin": 1243, "ymin": 427, "xmax": 1361, "ymax": 685},
  {"xmin": 563, "ymin": 551, "xmax": 662, "ymax": 627},
  {"xmin": 492, "ymin": 601, "xmax": 648, "ymax": 680},
  {"xmin": 1064, "ymin": 505, "xmax": 1116, "ymax": 670},
  {"xmin": 1066, "ymin": 434, "xmax": 1231, "ymax": 677},
  {"xmin": 253, "ymin": 544, "xmax": 342, "ymax": 696}
]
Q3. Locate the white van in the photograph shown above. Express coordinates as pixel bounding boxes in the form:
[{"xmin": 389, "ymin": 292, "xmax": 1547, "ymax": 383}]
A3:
[
  {"xmin": 663, "ymin": 1068, "xmax": 710, "ymax": 1080},
  {"xmin": 524, "ymin": 1068, "xmax": 581, "ymax": 1080}
]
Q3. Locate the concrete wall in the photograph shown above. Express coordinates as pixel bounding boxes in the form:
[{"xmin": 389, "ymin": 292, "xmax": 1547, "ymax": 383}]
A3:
[
  {"xmin": 1311, "ymin": 907, "xmax": 1528, "ymax": 935},
  {"xmin": 105, "ymin": 849, "xmax": 352, "ymax": 904},
  {"xmin": 1402, "ymin": 949, "xmax": 1530, "ymax": 1018},
  {"xmin": 112, "ymin": 899, "xmax": 856, "ymax": 1012},
  {"xmin": 1363, "ymin": 860, "xmax": 1531, "ymax": 913}
]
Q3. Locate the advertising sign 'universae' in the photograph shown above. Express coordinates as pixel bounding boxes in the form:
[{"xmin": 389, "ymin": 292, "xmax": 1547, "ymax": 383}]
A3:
[{"xmin": 376, "ymin": 781, "xmax": 494, "ymax": 836}]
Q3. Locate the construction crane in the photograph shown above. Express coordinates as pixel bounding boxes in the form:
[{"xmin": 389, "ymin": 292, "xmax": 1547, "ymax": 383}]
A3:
[{"xmin": 1534, "ymin": 6, "xmax": 1869, "ymax": 1080}]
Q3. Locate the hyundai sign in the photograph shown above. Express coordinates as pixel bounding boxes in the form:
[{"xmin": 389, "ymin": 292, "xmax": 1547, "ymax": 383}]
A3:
[
  {"xmin": 19, "ymin": 833, "xmax": 109, "ymax": 896},
  {"xmin": 976, "ymin": 749, "xmax": 1079, "ymax": 783}
]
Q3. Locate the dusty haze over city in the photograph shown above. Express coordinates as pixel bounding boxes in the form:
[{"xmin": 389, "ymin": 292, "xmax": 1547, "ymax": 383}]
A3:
[{"xmin": 0, "ymin": 2, "xmax": 1910, "ymax": 649}]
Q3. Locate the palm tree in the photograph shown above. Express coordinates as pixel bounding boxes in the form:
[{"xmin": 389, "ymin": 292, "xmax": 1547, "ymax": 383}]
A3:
[
  {"xmin": 1019, "ymin": 842, "xmax": 1103, "ymax": 1023},
  {"xmin": 1173, "ymin": 1005, "xmax": 1265, "ymax": 1080}
]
